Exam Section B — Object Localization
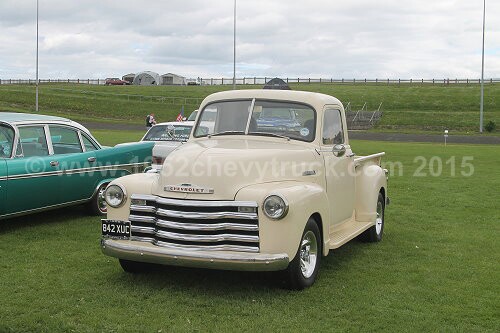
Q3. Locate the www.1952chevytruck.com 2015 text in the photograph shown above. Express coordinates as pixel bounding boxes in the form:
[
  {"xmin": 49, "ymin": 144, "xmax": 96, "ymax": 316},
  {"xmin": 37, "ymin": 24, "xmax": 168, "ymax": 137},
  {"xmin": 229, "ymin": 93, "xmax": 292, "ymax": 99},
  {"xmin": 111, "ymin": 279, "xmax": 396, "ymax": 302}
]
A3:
[{"xmin": 101, "ymin": 89, "xmax": 389, "ymax": 289}]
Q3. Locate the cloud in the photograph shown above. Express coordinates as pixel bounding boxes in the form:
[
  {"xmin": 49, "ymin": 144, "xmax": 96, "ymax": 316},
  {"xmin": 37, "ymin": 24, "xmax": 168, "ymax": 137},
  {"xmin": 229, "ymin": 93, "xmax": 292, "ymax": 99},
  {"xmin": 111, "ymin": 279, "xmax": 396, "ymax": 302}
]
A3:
[{"xmin": 0, "ymin": 0, "xmax": 498, "ymax": 79}]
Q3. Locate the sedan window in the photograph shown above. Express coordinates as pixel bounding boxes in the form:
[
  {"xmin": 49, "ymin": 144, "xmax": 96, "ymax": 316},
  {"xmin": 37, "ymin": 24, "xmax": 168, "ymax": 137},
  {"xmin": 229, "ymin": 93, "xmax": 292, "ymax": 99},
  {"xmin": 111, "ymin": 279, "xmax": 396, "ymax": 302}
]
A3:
[
  {"xmin": 49, "ymin": 126, "xmax": 83, "ymax": 154},
  {"xmin": 18, "ymin": 126, "xmax": 49, "ymax": 157},
  {"xmin": 81, "ymin": 133, "xmax": 98, "ymax": 151},
  {"xmin": 0, "ymin": 124, "xmax": 15, "ymax": 158}
]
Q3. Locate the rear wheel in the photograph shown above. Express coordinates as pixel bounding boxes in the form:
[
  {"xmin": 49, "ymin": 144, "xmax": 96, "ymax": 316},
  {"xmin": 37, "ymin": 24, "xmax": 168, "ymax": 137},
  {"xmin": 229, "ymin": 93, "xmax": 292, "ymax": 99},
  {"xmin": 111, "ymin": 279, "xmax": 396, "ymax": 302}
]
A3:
[
  {"xmin": 285, "ymin": 218, "xmax": 321, "ymax": 290},
  {"xmin": 359, "ymin": 192, "xmax": 385, "ymax": 242},
  {"xmin": 87, "ymin": 183, "xmax": 108, "ymax": 216}
]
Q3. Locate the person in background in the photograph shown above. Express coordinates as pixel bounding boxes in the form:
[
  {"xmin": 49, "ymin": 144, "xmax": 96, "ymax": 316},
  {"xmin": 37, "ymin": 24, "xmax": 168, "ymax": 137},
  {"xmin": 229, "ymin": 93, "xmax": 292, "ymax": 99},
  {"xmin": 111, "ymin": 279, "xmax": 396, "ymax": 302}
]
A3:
[{"xmin": 146, "ymin": 113, "xmax": 157, "ymax": 129}]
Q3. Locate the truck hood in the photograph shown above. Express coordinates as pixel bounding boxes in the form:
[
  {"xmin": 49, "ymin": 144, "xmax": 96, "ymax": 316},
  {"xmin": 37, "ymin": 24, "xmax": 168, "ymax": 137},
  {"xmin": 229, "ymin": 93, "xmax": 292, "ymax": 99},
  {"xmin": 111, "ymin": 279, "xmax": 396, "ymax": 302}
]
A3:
[{"xmin": 152, "ymin": 137, "xmax": 320, "ymax": 200}]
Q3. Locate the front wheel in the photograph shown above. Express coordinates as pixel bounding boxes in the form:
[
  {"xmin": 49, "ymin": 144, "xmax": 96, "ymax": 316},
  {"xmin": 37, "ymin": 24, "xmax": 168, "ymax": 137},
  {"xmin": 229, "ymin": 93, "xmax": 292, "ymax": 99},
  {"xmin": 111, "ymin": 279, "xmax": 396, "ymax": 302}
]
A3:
[{"xmin": 285, "ymin": 218, "xmax": 321, "ymax": 290}]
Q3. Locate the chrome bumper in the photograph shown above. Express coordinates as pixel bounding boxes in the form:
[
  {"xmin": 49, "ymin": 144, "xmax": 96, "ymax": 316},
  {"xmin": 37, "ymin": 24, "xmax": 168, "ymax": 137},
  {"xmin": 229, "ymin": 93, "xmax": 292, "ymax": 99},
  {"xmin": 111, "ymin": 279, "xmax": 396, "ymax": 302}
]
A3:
[{"xmin": 101, "ymin": 239, "xmax": 290, "ymax": 271}]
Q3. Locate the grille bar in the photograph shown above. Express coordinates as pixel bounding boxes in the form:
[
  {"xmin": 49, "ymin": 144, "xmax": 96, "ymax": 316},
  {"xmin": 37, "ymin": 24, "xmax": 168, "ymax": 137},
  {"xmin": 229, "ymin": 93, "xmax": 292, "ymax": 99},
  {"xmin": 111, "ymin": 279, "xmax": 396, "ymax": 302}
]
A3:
[{"xmin": 156, "ymin": 208, "xmax": 257, "ymax": 220}]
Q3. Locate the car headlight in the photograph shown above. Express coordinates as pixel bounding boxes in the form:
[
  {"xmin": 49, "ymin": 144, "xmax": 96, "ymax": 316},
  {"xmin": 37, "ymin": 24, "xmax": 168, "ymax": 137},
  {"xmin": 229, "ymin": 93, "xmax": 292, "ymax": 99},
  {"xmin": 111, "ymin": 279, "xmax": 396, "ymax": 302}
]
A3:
[
  {"xmin": 105, "ymin": 184, "xmax": 127, "ymax": 208},
  {"xmin": 263, "ymin": 195, "xmax": 288, "ymax": 220}
]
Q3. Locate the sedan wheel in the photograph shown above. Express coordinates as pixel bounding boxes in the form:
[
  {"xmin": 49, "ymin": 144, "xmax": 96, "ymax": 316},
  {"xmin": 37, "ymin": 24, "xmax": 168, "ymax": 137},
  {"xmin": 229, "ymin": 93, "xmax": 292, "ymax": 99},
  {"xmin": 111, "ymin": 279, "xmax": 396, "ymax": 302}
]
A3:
[{"xmin": 88, "ymin": 183, "xmax": 108, "ymax": 215}]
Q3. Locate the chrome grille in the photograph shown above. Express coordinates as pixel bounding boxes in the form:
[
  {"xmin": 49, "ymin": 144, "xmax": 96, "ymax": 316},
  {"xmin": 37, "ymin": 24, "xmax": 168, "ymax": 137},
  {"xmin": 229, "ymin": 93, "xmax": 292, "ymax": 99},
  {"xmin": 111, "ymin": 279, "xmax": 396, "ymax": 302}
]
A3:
[{"xmin": 128, "ymin": 194, "xmax": 259, "ymax": 252}]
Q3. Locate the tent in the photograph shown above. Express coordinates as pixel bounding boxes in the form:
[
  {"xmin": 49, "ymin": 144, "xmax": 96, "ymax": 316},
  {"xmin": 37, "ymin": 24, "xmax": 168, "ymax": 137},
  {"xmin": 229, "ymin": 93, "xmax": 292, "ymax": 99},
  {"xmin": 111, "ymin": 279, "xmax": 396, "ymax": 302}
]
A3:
[
  {"xmin": 263, "ymin": 77, "xmax": 291, "ymax": 90},
  {"xmin": 132, "ymin": 71, "xmax": 160, "ymax": 85}
]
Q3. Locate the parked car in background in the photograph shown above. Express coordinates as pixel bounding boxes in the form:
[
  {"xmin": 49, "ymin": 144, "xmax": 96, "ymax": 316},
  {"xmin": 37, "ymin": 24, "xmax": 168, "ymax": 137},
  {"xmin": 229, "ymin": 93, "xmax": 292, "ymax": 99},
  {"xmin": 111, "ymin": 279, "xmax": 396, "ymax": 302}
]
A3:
[
  {"xmin": 105, "ymin": 78, "xmax": 130, "ymax": 85},
  {"xmin": 101, "ymin": 89, "xmax": 389, "ymax": 289},
  {"xmin": 256, "ymin": 107, "xmax": 302, "ymax": 132},
  {"xmin": 141, "ymin": 121, "xmax": 196, "ymax": 169},
  {"xmin": 187, "ymin": 110, "xmax": 198, "ymax": 121},
  {"xmin": 0, "ymin": 113, "xmax": 153, "ymax": 219},
  {"xmin": 186, "ymin": 78, "xmax": 201, "ymax": 85}
]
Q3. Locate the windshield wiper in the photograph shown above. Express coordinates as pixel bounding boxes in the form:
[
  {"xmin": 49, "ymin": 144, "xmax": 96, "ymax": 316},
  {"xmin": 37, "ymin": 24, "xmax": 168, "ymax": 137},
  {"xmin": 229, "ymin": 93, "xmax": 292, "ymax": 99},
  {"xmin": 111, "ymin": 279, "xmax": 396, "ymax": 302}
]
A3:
[
  {"xmin": 208, "ymin": 131, "xmax": 245, "ymax": 138},
  {"xmin": 249, "ymin": 131, "xmax": 290, "ymax": 141}
]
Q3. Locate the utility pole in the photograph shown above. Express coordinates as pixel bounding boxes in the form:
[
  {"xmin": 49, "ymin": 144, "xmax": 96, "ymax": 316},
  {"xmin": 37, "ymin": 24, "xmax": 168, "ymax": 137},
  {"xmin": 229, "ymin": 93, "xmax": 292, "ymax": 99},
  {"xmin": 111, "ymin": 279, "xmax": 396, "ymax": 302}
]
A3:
[
  {"xmin": 35, "ymin": 0, "xmax": 39, "ymax": 112},
  {"xmin": 480, "ymin": 0, "xmax": 486, "ymax": 133},
  {"xmin": 233, "ymin": 0, "xmax": 236, "ymax": 90}
]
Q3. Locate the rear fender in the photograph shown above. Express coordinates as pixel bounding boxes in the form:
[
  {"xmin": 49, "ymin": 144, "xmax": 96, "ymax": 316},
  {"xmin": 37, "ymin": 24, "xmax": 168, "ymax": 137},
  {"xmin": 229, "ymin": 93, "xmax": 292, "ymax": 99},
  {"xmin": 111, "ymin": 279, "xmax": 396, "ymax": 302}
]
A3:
[{"xmin": 355, "ymin": 164, "xmax": 387, "ymax": 222}]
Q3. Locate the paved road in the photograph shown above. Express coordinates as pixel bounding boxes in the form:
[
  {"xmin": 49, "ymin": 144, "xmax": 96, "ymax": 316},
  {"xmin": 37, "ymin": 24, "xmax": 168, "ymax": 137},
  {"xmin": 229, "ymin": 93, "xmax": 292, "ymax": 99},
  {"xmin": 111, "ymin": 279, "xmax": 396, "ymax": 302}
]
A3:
[
  {"xmin": 348, "ymin": 131, "xmax": 500, "ymax": 145},
  {"xmin": 82, "ymin": 121, "xmax": 500, "ymax": 145}
]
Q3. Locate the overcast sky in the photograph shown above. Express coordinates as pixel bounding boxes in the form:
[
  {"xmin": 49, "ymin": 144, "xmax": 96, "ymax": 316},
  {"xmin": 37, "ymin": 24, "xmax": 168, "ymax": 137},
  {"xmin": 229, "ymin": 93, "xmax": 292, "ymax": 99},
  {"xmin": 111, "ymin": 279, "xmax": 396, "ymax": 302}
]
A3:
[{"xmin": 0, "ymin": 0, "xmax": 498, "ymax": 79}]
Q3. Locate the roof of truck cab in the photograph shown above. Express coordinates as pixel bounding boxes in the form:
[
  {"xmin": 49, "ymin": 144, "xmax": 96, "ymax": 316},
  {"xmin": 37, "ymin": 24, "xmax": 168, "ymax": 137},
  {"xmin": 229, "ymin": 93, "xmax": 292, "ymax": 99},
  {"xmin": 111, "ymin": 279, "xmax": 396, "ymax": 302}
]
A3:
[{"xmin": 199, "ymin": 89, "xmax": 343, "ymax": 110}]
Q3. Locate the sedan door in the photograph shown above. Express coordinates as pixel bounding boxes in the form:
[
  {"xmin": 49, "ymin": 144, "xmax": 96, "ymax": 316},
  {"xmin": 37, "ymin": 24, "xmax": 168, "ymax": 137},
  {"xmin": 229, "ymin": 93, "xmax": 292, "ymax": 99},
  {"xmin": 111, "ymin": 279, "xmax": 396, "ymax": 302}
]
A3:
[
  {"xmin": 48, "ymin": 125, "xmax": 100, "ymax": 203},
  {"xmin": 4, "ymin": 125, "xmax": 62, "ymax": 215}
]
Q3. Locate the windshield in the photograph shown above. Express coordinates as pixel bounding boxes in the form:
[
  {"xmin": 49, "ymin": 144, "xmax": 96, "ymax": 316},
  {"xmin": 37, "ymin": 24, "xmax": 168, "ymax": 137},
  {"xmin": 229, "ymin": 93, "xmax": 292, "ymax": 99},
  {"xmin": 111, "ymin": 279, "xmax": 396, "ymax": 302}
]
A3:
[
  {"xmin": 143, "ymin": 124, "xmax": 193, "ymax": 142},
  {"xmin": 193, "ymin": 99, "xmax": 316, "ymax": 142},
  {"xmin": 187, "ymin": 110, "xmax": 198, "ymax": 121},
  {"xmin": 0, "ymin": 124, "xmax": 15, "ymax": 158}
]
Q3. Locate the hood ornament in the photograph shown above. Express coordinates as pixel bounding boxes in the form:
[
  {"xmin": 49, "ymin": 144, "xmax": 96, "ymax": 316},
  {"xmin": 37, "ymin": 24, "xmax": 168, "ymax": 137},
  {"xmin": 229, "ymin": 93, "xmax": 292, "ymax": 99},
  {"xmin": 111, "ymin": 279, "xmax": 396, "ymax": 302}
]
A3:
[{"xmin": 164, "ymin": 183, "xmax": 214, "ymax": 194}]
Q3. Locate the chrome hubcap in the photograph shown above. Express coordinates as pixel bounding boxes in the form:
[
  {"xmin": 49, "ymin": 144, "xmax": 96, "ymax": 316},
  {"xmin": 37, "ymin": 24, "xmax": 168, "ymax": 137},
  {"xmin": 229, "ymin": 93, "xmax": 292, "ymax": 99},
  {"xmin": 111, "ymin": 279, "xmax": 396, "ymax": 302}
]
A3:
[
  {"xmin": 299, "ymin": 230, "xmax": 318, "ymax": 279},
  {"xmin": 97, "ymin": 186, "xmax": 107, "ymax": 214},
  {"xmin": 375, "ymin": 200, "xmax": 383, "ymax": 235}
]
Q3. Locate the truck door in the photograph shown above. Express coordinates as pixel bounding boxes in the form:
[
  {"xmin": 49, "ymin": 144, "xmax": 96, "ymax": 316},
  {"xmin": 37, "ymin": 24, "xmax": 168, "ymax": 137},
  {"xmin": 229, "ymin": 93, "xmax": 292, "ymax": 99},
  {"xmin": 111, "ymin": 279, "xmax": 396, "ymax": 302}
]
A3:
[{"xmin": 321, "ymin": 108, "xmax": 355, "ymax": 225}]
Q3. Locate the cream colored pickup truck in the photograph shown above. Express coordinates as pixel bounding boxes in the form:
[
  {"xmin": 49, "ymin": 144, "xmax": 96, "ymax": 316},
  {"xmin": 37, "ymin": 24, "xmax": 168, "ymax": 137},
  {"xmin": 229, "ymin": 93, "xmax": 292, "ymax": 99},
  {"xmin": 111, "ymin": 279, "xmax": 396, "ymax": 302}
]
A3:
[{"xmin": 101, "ymin": 89, "xmax": 388, "ymax": 289}]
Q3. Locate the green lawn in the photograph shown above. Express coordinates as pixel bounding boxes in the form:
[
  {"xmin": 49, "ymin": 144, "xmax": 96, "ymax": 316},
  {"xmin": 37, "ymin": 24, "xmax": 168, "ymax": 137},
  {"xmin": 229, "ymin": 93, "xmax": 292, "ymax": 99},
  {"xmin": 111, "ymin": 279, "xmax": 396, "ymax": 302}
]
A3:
[
  {"xmin": 0, "ymin": 83, "xmax": 498, "ymax": 132},
  {"xmin": 1, "ymin": 134, "xmax": 498, "ymax": 332}
]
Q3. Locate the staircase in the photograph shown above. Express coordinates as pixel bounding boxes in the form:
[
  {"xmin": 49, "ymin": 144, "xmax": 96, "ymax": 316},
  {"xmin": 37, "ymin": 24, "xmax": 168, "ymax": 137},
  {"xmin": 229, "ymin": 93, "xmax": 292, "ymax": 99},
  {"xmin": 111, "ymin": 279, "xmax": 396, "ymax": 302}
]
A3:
[{"xmin": 344, "ymin": 102, "xmax": 383, "ymax": 130}]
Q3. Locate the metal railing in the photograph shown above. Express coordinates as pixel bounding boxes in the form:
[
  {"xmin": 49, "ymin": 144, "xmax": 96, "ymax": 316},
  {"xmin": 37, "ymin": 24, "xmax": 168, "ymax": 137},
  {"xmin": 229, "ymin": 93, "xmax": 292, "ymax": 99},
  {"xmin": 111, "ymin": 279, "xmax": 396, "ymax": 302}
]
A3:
[{"xmin": 1, "ymin": 77, "xmax": 499, "ymax": 86}]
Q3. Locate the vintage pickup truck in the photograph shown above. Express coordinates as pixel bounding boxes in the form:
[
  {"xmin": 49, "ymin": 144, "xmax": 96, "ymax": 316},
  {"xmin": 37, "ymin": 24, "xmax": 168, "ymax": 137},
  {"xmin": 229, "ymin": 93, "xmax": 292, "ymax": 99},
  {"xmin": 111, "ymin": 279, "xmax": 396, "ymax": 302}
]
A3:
[{"xmin": 101, "ymin": 89, "xmax": 388, "ymax": 289}]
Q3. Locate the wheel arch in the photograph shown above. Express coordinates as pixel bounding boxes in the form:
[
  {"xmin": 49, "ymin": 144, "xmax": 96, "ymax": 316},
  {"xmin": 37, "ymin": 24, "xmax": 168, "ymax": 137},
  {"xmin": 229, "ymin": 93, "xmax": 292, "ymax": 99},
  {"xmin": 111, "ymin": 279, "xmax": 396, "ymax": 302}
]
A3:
[{"xmin": 309, "ymin": 212, "xmax": 328, "ymax": 256}]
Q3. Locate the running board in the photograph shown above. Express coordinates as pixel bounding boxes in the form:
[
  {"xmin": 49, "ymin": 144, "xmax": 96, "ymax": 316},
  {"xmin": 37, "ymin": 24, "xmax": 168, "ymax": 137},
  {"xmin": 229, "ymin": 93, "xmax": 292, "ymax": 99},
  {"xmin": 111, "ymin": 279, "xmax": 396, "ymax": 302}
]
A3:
[{"xmin": 328, "ymin": 221, "xmax": 373, "ymax": 249}]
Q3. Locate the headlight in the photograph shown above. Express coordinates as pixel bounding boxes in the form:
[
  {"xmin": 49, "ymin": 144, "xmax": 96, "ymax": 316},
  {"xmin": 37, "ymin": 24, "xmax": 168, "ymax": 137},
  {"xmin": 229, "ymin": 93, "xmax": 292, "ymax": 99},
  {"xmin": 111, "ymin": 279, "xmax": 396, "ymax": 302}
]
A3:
[
  {"xmin": 263, "ymin": 195, "xmax": 288, "ymax": 220},
  {"xmin": 105, "ymin": 184, "xmax": 127, "ymax": 208}
]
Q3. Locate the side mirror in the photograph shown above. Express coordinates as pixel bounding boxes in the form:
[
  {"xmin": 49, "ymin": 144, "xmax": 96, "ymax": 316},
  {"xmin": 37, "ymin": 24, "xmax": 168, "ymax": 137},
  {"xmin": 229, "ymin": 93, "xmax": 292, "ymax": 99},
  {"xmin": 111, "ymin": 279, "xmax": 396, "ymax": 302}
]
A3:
[
  {"xmin": 183, "ymin": 117, "xmax": 187, "ymax": 121},
  {"xmin": 332, "ymin": 144, "xmax": 346, "ymax": 157}
]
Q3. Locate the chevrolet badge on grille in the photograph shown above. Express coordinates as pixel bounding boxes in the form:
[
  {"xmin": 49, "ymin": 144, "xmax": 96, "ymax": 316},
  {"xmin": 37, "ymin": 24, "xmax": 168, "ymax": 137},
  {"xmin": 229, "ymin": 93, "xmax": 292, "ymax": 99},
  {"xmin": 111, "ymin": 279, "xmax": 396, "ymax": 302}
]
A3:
[{"xmin": 164, "ymin": 184, "xmax": 214, "ymax": 194}]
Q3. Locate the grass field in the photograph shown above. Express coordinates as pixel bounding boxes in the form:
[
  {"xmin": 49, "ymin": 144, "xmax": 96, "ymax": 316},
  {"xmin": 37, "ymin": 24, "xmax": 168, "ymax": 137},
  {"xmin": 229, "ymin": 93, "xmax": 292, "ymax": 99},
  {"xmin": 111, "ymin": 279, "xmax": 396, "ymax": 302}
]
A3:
[
  {"xmin": 0, "ymin": 83, "xmax": 499, "ymax": 133},
  {"xmin": 1, "ymin": 132, "xmax": 498, "ymax": 332}
]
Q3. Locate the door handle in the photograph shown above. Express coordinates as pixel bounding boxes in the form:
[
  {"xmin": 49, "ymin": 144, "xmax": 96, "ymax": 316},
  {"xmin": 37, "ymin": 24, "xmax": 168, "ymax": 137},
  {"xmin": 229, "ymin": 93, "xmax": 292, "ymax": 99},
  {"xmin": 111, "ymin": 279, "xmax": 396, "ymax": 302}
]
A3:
[
  {"xmin": 87, "ymin": 157, "xmax": 96, "ymax": 163},
  {"xmin": 50, "ymin": 161, "xmax": 59, "ymax": 167}
]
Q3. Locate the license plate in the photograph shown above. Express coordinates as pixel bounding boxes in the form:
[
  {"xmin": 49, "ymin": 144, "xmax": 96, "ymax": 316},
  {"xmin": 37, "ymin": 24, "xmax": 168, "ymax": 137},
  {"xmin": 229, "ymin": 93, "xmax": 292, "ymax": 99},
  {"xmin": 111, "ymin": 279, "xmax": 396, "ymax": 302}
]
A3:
[{"xmin": 101, "ymin": 220, "xmax": 131, "ymax": 239}]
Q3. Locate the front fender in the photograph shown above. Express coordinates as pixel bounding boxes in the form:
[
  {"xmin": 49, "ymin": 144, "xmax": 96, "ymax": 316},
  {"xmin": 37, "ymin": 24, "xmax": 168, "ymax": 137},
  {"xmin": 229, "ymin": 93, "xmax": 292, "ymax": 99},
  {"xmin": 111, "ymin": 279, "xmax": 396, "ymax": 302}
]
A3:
[
  {"xmin": 106, "ymin": 173, "xmax": 160, "ymax": 221},
  {"xmin": 235, "ymin": 181, "xmax": 330, "ymax": 260}
]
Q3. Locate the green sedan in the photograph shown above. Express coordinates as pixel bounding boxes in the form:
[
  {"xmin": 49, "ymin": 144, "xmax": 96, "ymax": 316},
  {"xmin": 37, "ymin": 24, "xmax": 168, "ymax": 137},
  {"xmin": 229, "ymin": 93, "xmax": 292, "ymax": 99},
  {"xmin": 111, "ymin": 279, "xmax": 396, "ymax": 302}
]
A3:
[{"xmin": 0, "ymin": 112, "xmax": 153, "ymax": 219}]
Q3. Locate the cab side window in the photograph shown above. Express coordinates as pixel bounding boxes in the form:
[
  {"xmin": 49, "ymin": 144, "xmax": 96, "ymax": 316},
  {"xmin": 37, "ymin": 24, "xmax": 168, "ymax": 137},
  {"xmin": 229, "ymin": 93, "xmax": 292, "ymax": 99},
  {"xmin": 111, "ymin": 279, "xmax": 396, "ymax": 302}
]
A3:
[
  {"xmin": 49, "ymin": 126, "xmax": 83, "ymax": 155},
  {"xmin": 18, "ymin": 126, "xmax": 49, "ymax": 157},
  {"xmin": 322, "ymin": 109, "xmax": 344, "ymax": 145}
]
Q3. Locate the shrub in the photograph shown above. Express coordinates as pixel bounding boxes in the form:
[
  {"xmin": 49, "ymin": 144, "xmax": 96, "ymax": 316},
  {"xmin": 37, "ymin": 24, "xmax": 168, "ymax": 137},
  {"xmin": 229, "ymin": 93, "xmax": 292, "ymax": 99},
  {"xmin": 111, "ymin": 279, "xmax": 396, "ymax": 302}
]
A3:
[{"xmin": 485, "ymin": 121, "xmax": 496, "ymax": 133}]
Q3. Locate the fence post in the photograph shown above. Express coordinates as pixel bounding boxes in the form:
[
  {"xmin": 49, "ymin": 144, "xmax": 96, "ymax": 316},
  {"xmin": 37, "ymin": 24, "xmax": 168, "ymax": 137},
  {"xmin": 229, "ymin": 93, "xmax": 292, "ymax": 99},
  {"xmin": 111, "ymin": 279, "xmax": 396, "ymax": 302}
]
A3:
[{"xmin": 222, "ymin": 78, "xmax": 224, "ymax": 84}]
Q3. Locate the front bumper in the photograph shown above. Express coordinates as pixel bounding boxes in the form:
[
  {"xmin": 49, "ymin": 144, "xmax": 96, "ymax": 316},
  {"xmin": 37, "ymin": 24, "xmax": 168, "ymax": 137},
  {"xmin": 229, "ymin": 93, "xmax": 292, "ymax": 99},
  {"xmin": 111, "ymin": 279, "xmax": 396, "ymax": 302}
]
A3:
[{"xmin": 101, "ymin": 239, "xmax": 290, "ymax": 271}]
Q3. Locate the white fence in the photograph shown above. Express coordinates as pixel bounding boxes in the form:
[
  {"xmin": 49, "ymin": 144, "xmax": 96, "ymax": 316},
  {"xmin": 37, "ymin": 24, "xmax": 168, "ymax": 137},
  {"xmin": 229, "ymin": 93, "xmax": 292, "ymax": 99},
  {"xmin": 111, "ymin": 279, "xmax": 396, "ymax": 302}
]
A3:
[{"xmin": 1, "ymin": 77, "xmax": 499, "ymax": 85}]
